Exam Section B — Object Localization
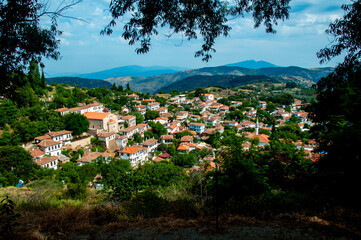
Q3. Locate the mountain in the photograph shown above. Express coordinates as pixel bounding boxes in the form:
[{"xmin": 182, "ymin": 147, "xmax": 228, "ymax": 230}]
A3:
[
  {"xmin": 106, "ymin": 65, "xmax": 333, "ymax": 93},
  {"xmin": 46, "ymin": 77, "xmax": 112, "ymax": 89},
  {"xmin": 76, "ymin": 65, "xmax": 187, "ymax": 79},
  {"xmin": 225, "ymin": 60, "xmax": 278, "ymax": 69},
  {"xmin": 158, "ymin": 75, "xmax": 281, "ymax": 93}
]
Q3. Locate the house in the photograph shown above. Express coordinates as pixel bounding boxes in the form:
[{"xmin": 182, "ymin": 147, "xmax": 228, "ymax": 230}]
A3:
[
  {"xmin": 167, "ymin": 123, "xmax": 179, "ymax": 134},
  {"xmin": 55, "ymin": 108, "xmax": 69, "ymax": 115},
  {"xmin": 176, "ymin": 111, "xmax": 188, "ymax": 121},
  {"xmin": 67, "ymin": 103, "xmax": 104, "ymax": 115},
  {"xmin": 204, "ymin": 116, "xmax": 219, "ymax": 126},
  {"xmin": 223, "ymin": 120, "xmax": 238, "ymax": 127},
  {"xmin": 135, "ymin": 104, "xmax": 147, "ymax": 114},
  {"xmin": 147, "ymin": 102, "xmax": 160, "ymax": 111},
  {"xmin": 156, "ymin": 107, "xmax": 168, "ymax": 115},
  {"xmin": 29, "ymin": 149, "xmax": 45, "ymax": 161},
  {"xmin": 127, "ymin": 93, "xmax": 139, "ymax": 100},
  {"xmin": 189, "ymin": 123, "xmax": 206, "ymax": 135},
  {"xmin": 143, "ymin": 98, "xmax": 156, "ymax": 103},
  {"xmin": 142, "ymin": 138, "xmax": 158, "ymax": 154},
  {"xmin": 180, "ymin": 135, "xmax": 193, "ymax": 143},
  {"xmin": 258, "ymin": 101, "xmax": 267, "ymax": 109},
  {"xmin": 35, "ymin": 130, "xmax": 72, "ymax": 145},
  {"xmin": 115, "ymin": 135, "xmax": 128, "ymax": 148},
  {"xmin": 239, "ymin": 120, "xmax": 256, "ymax": 128},
  {"xmin": 35, "ymin": 156, "xmax": 59, "ymax": 170},
  {"xmin": 137, "ymin": 124, "xmax": 148, "ymax": 135},
  {"xmin": 200, "ymin": 93, "xmax": 214, "ymax": 101},
  {"xmin": 177, "ymin": 142, "xmax": 197, "ymax": 153},
  {"xmin": 118, "ymin": 146, "xmax": 146, "ymax": 166},
  {"xmin": 38, "ymin": 140, "xmax": 62, "ymax": 156},
  {"xmin": 219, "ymin": 105, "xmax": 230, "ymax": 114},
  {"xmin": 83, "ymin": 112, "xmax": 119, "ymax": 133},
  {"xmin": 121, "ymin": 106, "xmax": 130, "ymax": 114},
  {"xmin": 77, "ymin": 152, "xmax": 111, "ymax": 166},
  {"xmin": 121, "ymin": 115, "xmax": 137, "ymax": 127},
  {"xmin": 160, "ymin": 135, "xmax": 174, "ymax": 144},
  {"xmin": 119, "ymin": 125, "xmax": 139, "ymax": 138},
  {"xmin": 96, "ymin": 132, "xmax": 116, "ymax": 149}
]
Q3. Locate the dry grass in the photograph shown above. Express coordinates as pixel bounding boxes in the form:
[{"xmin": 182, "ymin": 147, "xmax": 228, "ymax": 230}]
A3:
[{"xmin": 2, "ymin": 186, "xmax": 361, "ymax": 239}]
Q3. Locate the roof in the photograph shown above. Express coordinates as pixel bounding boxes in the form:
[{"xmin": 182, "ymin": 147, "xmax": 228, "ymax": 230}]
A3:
[
  {"xmin": 47, "ymin": 130, "xmax": 72, "ymax": 137},
  {"xmin": 37, "ymin": 156, "xmax": 58, "ymax": 166},
  {"xmin": 122, "ymin": 115, "xmax": 136, "ymax": 120},
  {"xmin": 177, "ymin": 144, "xmax": 190, "ymax": 151},
  {"xmin": 77, "ymin": 152, "xmax": 109, "ymax": 163},
  {"xmin": 142, "ymin": 138, "xmax": 158, "ymax": 146},
  {"xmin": 118, "ymin": 146, "xmax": 142, "ymax": 154},
  {"xmin": 55, "ymin": 108, "xmax": 69, "ymax": 112},
  {"xmin": 96, "ymin": 132, "xmax": 115, "ymax": 138},
  {"xmin": 180, "ymin": 136, "xmax": 193, "ymax": 142},
  {"xmin": 35, "ymin": 135, "xmax": 52, "ymax": 141},
  {"xmin": 189, "ymin": 123, "xmax": 205, "ymax": 127},
  {"xmin": 161, "ymin": 135, "xmax": 174, "ymax": 140},
  {"xmin": 38, "ymin": 140, "xmax": 61, "ymax": 147},
  {"xmin": 29, "ymin": 149, "xmax": 45, "ymax": 158},
  {"xmin": 83, "ymin": 112, "xmax": 109, "ymax": 120},
  {"xmin": 158, "ymin": 152, "xmax": 170, "ymax": 158}
]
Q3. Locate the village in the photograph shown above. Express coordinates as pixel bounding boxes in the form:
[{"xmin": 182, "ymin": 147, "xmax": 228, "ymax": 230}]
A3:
[{"xmin": 25, "ymin": 87, "xmax": 318, "ymax": 186}]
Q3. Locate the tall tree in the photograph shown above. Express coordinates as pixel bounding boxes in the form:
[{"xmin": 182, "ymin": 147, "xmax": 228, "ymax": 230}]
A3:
[
  {"xmin": 312, "ymin": 0, "xmax": 361, "ymax": 196},
  {"xmin": 0, "ymin": 0, "xmax": 83, "ymax": 95},
  {"xmin": 102, "ymin": 0, "xmax": 290, "ymax": 61}
]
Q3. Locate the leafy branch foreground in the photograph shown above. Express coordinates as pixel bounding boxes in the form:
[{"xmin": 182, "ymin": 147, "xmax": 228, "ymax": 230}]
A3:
[{"xmin": 1, "ymin": 180, "xmax": 361, "ymax": 239}]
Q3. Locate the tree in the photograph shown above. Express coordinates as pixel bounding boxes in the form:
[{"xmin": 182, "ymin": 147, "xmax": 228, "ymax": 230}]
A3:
[
  {"xmin": 311, "ymin": 0, "xmax": 361, "ymax": 197},
  {"xmin": 317, "ymin": 1, "xmax": 361, "ymax": 64},
  {"xmin": 102, "ymin": 0, "xmax": 290, "ymax": 62},
  {"xmin": 145, "ymin": 109, "xmax": 160, "ymax": 120},
  {"xmin": 0, "ymin": 145, "xmax": 39, "ymax": 186},
  {"xmin": 63, "ymin": 113, "xmax": 89, "ymax": 136},
  {"xmin": 0, "ymin": 0, "xmax": 59, "ymax": 94},
  {"xmin": 130, "ymin": 112, "xmax": 144, "ymax": 124}
]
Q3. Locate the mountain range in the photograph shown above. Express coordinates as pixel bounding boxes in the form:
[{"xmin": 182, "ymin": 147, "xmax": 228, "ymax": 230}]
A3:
[{"xmin": 47, "ymin": 60, "xmax": 333, "ymax": 93}]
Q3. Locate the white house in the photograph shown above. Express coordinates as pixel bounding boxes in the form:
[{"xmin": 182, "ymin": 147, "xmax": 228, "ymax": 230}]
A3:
[
  {"xmin": 189, "ymin": 123, "xmax": 206, "ymax": 135},
  {"xmin": 118, "ymin": 146, "xmax": 146, "ymax": 166},
  {"xmin": 142, "ymin": 138, "xmax": 158, "ymax": 154},
  {"xmin": 38, "ymin": 140, "xmax": 62, "ymax": 156},
  {"xmin": 147, "ymin": 102, "xmax": 160, "ymax": 111},
  {"xmin": 36, "ymin": 156, "xmax": 59, "ymax": 170}
]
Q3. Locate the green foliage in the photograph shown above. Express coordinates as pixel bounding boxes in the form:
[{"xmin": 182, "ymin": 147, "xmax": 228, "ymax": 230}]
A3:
[
  {"xmin": 63, "ymin": 182, "xmax": 88, "ymax": 200},
  {"xmin": 0, "ymin": 0, "xmax": 60, "ymax": 94},
  {"xmin": 103, "ymin": 0, "xmax": 290, "ymax": 61},
  {"xmin": 148, "ymin": 121, "xmax": 167, "ymax": 138},
  {"xmin": 171, "ymin": 152, "xmax": 198, "ymax": 168},
  {"xmin": 0, "ymin": 196, "xmax": 20, "ymax": 239},
  {"xmin": 0, "ymin": 145, "xmax": 39, "ymax": 186},
  {"xmin": 144, "ymin": 109, "xmax": 159, "ymax": 120},
  {"xmin": 129, "ymin": 112, "xmax": 144, "ymax": 124},
  {"xmin": 137, "ymin": 161, "xmax": 186, "ymax": 188},
  {"xmin": 0, "ymin": 99, "xmax": 19, "ymax": 127},
  {"xmin": 63, "ymin": 113, "xmax": 89, "ymax": 136},
  {"xmin": 267, "ymin": 93, "xmax": 294, "ymax": 106}
]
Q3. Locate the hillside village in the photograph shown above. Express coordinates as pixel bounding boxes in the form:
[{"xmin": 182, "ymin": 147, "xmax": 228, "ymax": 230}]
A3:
[{"xmin": 18, "ymin": 83, "xmax": 318, "ymax": 185}]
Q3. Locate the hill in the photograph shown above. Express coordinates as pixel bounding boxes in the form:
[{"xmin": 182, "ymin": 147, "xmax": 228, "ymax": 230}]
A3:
[
  {"xmin": 157, "ymin": 75, "xmax": 280, "ymax": 93},
  {"xmin": 107, "ymin": 65, "xmax": 332, "ymax": 93},
  {"xmin": 46, "ymin": 77, "xmax": 113, "ymax": 89},
  {"xmin": 76, "ymin": 65, "xmax": 187, "ymax": 79},
  {"xmin": 225, "ymin": 60, "xmax": 278, "ymax": 69}
]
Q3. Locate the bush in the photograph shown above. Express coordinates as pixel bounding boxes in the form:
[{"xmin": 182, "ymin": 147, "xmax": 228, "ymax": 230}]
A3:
[{"xmin": 63, "ymin": 182, "xmax": 88, "ymax": 200}]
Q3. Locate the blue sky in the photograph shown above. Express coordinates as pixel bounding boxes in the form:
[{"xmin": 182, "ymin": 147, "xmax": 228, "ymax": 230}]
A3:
[{"xmin": 41, "ymin": 0, "xmax": 350, "ymax": 77}]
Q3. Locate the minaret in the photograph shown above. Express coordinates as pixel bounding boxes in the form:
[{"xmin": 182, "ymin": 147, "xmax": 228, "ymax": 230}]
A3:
[{"xmin": 255, "ymin": 117, "xmax": 259, "ymax": 135}]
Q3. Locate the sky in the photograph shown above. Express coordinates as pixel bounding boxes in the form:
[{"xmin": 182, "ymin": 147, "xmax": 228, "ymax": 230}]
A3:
[{"xmin": 40, "ymin": 0, "xmax": 350, "ymax": 77}]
